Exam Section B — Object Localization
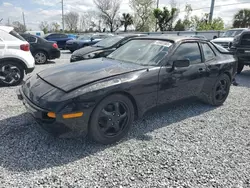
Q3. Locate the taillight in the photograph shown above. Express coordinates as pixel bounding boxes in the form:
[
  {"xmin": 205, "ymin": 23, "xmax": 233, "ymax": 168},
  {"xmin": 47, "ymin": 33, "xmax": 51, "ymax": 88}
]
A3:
[
  {"xmin": 53, "ymin": 43, "xmax": 58, "ymax": 48},
  {"xmin": 20, "ymin": 44, "xmax": 30, "ymax": 51}
]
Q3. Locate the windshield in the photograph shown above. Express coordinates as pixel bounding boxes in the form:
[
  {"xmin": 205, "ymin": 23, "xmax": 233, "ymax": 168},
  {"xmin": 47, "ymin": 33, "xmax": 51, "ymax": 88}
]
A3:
[
  {"xmin": 107, "ymin": 39, "xmax": 173, "ymax": 66},
  {"xmin": 222, "ymin": 30, "xmax": 244, "ymax": 37},
  {"xmin": 93, "ymin": 36, "xmax": 124, "ymax": 48}
]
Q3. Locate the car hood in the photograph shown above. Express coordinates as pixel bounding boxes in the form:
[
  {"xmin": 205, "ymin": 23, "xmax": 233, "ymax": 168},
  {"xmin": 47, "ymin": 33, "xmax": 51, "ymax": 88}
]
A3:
[
  {"xmin": 72, "ymin": 46, "xmax": 104, "ymax": 56},
  {"xmin": 37, "ymin": 58, "xmax": 147, "ymax": 92},
  {"xmin": 211, "ymin": 37, "xmax": 234, "ymax": 43}
]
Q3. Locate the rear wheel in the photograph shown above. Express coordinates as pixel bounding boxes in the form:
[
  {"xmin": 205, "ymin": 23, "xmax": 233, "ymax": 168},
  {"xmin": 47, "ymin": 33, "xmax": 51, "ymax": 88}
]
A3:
[
  {"xmin": 237, "ymin": 63, "xmax": 244, "ymax": 74},
  {"xmin": 89, "ymin": 94, "xmax": 134, "ymax": 145},
  {"xmin": 34, "ymin": 51, "xmax": 48, "ymax": 64},
  {"xmin": 0, "ymin": 61, "xmax": 24, "ymax": 86},
  {"xmin": 202, "ymin": 74, "xmax": 231, "ymax": 106}
]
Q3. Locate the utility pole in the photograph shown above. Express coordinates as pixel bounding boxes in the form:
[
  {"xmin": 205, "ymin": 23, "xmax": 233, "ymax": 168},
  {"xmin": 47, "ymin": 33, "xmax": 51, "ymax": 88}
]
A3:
[
  {"xmin": 155, "ymin": 0, "xmax": 159, "ymax": 32},
  {"xmin": 61, "ymin": 0, "xmax": 64, "ymax": 32},
  {"xmin": 209, "ymin": 0, "xmax": 215, "ymax": 22},
  {"xmin": 22, "ymin": 12, "xmax": 26, "ymax": 29}
]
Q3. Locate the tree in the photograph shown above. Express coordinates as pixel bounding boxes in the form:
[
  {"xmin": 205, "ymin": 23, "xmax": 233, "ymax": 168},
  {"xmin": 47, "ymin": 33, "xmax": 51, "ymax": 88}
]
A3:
[
  {"xmin": 39, "ymin": 21, "xmax": 49, "ymax": 34},
  {"xmin": 94, "ymin": 0, "xmax": 121, "ymax": 32},
  {"xmin": 153, "ymin": 7, "xmax": 178, "ymax": 31},
  {"xmin": 120, "ymin": 13, "xmax": 133, "ymax": 32},
  {"xmin": 174, "ymin": 19, "xmax": 185, "ymax": 31},
  {"xmin": 51, "ymin": 22, "xmax": 60, "ymax": 32},
  {"xmin": 191, "ymin": 14, "xmax": 224, "ymax": 31},
  {"xmin": 183, "ymin": 4, "xmax": 193, "ymax": 30},
  {"xmin": 233, "ymin": 9, "xmax": 250, "ymax": 28},
  {"xmin": 64, "ymin": 11, "xmax": 79, "ymax": 32},
  {"xmin": 12, "ymin": 21, "xmax": 26, "ymax": 33},
  {"xmin": 130, "ymin": 0, "xmax": 155, "ymax": 32}
]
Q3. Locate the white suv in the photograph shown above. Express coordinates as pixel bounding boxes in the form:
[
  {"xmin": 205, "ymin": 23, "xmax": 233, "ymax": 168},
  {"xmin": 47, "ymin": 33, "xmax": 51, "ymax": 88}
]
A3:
[{"xmin": 0, "ymin": 26, "xmax": 35, "ymax": 86}]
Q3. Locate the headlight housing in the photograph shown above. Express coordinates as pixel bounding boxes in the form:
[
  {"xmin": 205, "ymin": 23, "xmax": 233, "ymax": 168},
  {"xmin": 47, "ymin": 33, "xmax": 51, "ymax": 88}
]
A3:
[{"xmin": 83, "ymin": 50, "xmax": 104, "ymax": 59}]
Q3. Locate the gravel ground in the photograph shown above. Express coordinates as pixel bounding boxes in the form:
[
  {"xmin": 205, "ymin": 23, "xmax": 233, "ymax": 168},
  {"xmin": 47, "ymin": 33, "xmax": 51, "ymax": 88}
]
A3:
[{"xmin": 0, "ymin": 51, "xmax": 250, "ymax": 187}]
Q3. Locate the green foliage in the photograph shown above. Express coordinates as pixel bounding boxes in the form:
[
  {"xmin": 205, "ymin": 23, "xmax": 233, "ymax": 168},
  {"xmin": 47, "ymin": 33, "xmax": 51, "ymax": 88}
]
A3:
[
  {"xmin": 233, "ymin": 9, "xmax": 250, "ymax": 28},
  {"xmin": 174, "ymin": 19, "xmax": 185, "ymax": 31},
  {"xmin": 153, "ymin": 7, "xmax": 179, "ymax": 31},
  {"xmin": 191, "ymin": 14, "xmax": 224, "ymax": 31},
  {"xmin": 120, "ymin": 13, "xmax": 133, "ymax": 32},
  {"xmin": 129, "ymin": 0, "xmax": 155, "ymax": 32}
]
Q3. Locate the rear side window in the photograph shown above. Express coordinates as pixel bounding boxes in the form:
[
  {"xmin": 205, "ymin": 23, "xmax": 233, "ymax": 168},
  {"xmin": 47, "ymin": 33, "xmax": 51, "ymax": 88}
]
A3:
[
  {"xmin": 201, "ymin": 43, "xmax": 215, "ymax": 61},
  {"xmin": 172, "ymin": 42, "xmax": 202, "ymax": 64},
  {"xmin": 28, "ymin": 36, "xmax": 37, "ymax": 43},
  {"xmin": 9, "ymin": 30, "xmax": 25, "ymax": 41}
]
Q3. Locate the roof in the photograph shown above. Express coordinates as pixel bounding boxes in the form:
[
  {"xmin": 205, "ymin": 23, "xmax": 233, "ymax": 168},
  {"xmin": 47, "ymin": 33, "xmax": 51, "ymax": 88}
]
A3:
[
  {"xmin": 116, "ymin": 33, "xmax": 147, "ymax": 38},
  {"xmin": 131, "ymin": 35, "xmax": 206, "ymax": 42},
  {"xmin": 0, "ymin": 26, "xmax": 14, "ymax": 33}
]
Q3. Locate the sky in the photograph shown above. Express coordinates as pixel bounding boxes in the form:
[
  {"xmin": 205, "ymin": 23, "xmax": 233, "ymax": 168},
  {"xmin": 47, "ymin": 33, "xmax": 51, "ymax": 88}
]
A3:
[{"xmin": 0, "ymin": 0, "xmax": 250, "ymax": 30}]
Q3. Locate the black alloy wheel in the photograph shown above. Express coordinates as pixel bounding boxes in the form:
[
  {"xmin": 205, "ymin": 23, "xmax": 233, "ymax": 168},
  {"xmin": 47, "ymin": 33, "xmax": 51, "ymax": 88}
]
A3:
[
  {"xmin": 203, "ymin": 74, "xmax": 231, "ymax": 106},
  {"xmin": 0, "ymin": 62, "xmax": 24, "ymax": 86},
  {"xmin": 98, "ymin": 102, "xmax": 128, "ymax": 137},
  {"xmin": 215, "ymin": 78, "xmax": 229, "ymax": 102},
  {"xmin": 89, "ymin": 94, "xmax": 134, "ymax": 144}
]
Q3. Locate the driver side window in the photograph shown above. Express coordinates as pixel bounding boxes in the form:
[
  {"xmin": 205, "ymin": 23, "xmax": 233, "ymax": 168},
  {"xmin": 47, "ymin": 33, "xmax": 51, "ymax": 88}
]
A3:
[{"xmin": 172, "ymin": 42, "xmax": 202, "ymax": 64}]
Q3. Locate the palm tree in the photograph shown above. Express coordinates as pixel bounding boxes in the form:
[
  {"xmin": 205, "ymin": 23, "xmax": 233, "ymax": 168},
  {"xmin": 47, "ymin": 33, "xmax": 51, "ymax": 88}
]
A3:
[
  {"xmin": 121, "ymin": 13, "xmax": 133, "ymax": 32},
  {"xmin": 233, "ymin": 9, "xmax": 250, "ymax": 28}
]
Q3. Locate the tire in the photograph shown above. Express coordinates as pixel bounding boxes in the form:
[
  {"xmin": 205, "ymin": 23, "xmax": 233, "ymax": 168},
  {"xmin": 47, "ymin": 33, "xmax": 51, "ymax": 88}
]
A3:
[
  {"xmin": 89, "ymin": 94, "xmax": 135, "ymax": 145},
  {"xmin": 34, "ymin": 51, "xmax": 48, "ymax": 64},
  {"xmin": 0, "ymin": 61, "xmax": 24, "ymax": 86},
  {"xmin": 202, "ymin": 74, "xmax": 231, "ymax": 106},
  {"xmin": 237, "ymin": 63, "xmax": 244, "ymax": 74}
]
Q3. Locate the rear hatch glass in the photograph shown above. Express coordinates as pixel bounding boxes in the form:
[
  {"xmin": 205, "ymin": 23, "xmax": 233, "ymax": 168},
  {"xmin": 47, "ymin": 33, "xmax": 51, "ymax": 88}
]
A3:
[{"xmin": 9, "ymin": 30, "xmax": 26, "ymax": 41}]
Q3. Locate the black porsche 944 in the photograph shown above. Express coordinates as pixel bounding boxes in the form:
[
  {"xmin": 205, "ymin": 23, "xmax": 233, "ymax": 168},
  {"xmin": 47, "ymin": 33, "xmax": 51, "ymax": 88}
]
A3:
[{"xmin": 17, "ymin": 36, "xmax": 237, "ymax": 144}]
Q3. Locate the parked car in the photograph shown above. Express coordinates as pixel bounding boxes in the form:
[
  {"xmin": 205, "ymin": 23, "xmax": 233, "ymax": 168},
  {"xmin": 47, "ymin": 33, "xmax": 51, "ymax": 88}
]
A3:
[
  {"xmin": 20, "ymin": 33, "xmax": 61, "ymax": 64},
  {"xmin": 0, "ymin": 26, "xmax": 35, "ymax": 86},
  {"xmin": 66, "ymin": 35, "xmax": 103, "ymax": 53},
  {"xmin": 44, "ymin": 33, "xmax": 75, "ymax": 49},
  {"xmin": 70, "ymin": 34, "xmax": 145, "ymax": 62},
  {"xmin": 190, "ymin": 35, "xmax": 207, "ymax": 40},
  {"xmin": 211, "ymin": 28, "xmax": 248, "ymax": 49},
  {"xmin": 229, "ymin": 30, "xmax": 250, "ymax": 74},
  {"xmin": 17, "ymin": 36, "xmax": 237, "ymax": 144},
  {"xmin": 24, "ymin": 30, "xmax": 45, "ymax": 37}
]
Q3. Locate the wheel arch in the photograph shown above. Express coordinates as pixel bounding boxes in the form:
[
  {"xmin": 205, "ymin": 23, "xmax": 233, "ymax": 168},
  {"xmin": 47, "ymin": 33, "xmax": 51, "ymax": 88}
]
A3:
[
  {"xmin": 223, "ymin": 71, "xmax": 232, "ymax": 81},
  {"xmin": 0, "ymin": 57, "xmax": 27, "ymax": 70},
  {"xmin": 87, "ymin": 90, "xmax": 139, "ymax": 128},
  {"xmin": 33, "ymin": 49, "xmax": 49, "ymax": 57}
]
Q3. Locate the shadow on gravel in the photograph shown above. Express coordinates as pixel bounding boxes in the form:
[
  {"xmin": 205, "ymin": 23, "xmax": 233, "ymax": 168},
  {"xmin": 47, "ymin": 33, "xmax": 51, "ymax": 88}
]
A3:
[
  {"xmin": 0, "ymin": 99, "xmax": 215, "ymax": 172},
  {"xmin": 237, "ymin": 69, "xmax": 250, "ymax": 88}
]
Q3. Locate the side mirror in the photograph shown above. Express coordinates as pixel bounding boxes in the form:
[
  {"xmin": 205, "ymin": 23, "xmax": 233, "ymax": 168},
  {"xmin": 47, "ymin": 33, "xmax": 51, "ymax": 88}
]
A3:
[
  {"xmin": 90, "ymin": 37, "xmax": 94, "ymax": 41},
  {"xmin": 173, "ymin": 59, "xmax": 190, "ymax": 68}
]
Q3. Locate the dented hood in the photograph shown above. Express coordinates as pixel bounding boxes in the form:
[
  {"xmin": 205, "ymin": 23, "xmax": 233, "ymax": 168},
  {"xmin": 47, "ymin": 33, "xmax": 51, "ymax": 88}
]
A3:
[{"xmin": 37, "ymin": 58, "xmax": 147, "ymax": 92}]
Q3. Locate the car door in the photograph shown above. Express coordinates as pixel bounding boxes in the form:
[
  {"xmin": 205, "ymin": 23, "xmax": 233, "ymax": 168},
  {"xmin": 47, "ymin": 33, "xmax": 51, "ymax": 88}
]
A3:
[{"xmin": 157, "ymin": 41, "xmax": 208, "ymax": 104}]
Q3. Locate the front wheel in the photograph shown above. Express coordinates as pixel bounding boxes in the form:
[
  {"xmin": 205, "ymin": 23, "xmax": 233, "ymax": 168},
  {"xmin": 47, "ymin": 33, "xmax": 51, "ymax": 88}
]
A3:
[
  {"xmin": 89, "ymin": 94, "xmax": 135, "ymax": 145},
  {"xmin": 202, "ymin": 74, "xmax": 231, "ymax": 106},
  {"xmin": 0, "ymin": 61, "xmax": 24, "ymax": 86},
  {"xmin": 237, "ymin": 63, "xmax": 244, "ymax": 74}
]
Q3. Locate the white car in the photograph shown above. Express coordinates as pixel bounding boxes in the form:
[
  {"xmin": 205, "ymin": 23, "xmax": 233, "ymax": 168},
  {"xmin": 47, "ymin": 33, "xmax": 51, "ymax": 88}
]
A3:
[
  {"xmin": 211, "ymin": 28, "xmax": 249, "ymax": 49},
  {"xmin": 0, "ymin": 26, "xmax": 35, "ymax": 86}
]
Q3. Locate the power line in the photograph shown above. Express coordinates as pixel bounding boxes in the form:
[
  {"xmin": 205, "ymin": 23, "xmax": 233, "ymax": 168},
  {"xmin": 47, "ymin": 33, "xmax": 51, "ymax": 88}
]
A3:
[{"xmin": 188, "ymin": 1, "xmax": 250, "ymax": 12}]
